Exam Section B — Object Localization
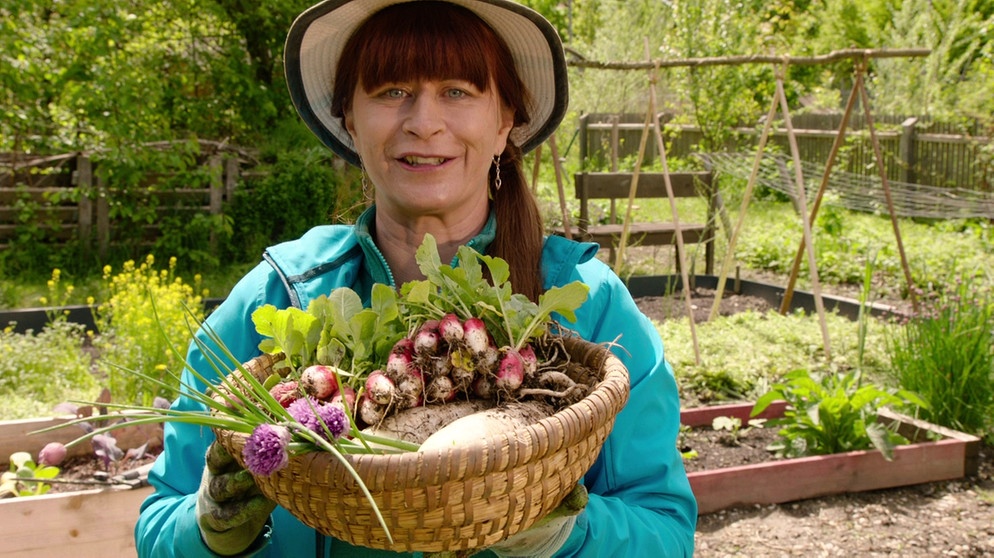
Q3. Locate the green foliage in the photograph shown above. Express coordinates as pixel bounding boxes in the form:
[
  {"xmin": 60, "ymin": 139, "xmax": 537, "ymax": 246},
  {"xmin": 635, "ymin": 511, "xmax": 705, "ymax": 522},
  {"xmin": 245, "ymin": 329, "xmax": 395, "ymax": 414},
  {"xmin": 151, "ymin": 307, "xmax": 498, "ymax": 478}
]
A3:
[
  {"xmin": 886, "ymin": 276, "xmax": 994, "ymax": 438},
  {"xmin": 0, "ymin": 452, "xmax": 60, "ymax": 497},
  {"xmin": 752, "ymin": 368, "xmax": 925, "ymax": 459},
  {"xmin": 223, "ymin": 145, "xmax": 361, "ymax": 263},
  {"xmin": 0, "ymin": 320, "xmax": 99, "ymax": 420},
  {"xmin": 663, "ymin": 308, "xmax": 895, "ymax": 404},
  {"xmin": 91, "ymin": 255, "xmax": 205, "ymax": 406}
]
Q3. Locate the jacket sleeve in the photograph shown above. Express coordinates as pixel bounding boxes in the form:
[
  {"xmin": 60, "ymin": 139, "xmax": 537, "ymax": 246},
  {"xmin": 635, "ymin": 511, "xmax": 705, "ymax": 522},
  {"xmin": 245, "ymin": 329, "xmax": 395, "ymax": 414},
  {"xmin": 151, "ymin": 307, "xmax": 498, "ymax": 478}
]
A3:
[
  {"xmin": 548, "ymin": 255, "xmax": 698, "ymax": 557},
  {"xmin": 134, "ymin": 263, "xmax": 283, "ymax": 557}
]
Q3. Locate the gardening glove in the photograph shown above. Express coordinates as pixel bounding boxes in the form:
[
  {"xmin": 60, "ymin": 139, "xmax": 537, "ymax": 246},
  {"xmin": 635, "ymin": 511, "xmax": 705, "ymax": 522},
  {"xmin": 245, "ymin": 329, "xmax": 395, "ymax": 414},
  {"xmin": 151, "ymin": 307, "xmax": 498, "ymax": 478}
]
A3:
[
  {"xmin": 196, "ymin": 441, "xmax": 277, "ymax": 556},
  {"xmin": 488, "ymin": 482, "xmax": 588, "ymax": 558}
]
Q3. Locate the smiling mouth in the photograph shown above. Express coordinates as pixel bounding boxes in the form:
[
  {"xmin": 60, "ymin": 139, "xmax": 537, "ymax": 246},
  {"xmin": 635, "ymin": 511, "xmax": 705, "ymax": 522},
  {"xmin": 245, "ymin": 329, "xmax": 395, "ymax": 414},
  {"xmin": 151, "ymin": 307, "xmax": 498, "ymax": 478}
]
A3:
[{"xmin": 402, "ymin": 156, "xmax": 447, "ymax": 166}]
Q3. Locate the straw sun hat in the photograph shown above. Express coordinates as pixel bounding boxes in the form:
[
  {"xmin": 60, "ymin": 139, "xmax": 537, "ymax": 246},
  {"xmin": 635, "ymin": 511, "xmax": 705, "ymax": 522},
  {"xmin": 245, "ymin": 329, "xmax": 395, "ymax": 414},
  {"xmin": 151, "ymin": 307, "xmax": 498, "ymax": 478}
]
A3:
[{"xmin": 284, "ymin": 0, "xmax": 569, "ymax": 166}]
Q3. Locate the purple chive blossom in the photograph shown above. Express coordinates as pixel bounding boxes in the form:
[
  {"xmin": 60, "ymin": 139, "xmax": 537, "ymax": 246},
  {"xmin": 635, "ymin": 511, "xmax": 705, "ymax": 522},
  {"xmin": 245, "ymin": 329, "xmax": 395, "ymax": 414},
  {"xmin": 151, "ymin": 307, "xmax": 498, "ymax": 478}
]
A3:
[
  {"xmin": 287, "ymin": 397, "xmax": 349, "ymax": 440},
  {"xmin": 243, "ymin": 424, "xmax": 291, "ymax": 476},
  {"xmin": 38, "ymin": 442, "xmax": 67, "ymax": 466}
]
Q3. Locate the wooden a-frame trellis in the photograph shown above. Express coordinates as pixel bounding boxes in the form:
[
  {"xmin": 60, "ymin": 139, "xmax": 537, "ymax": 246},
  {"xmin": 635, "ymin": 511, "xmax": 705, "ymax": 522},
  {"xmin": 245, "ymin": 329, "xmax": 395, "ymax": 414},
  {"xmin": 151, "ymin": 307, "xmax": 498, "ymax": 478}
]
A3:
[{"xmin": 545, "ymin": 47, "xmax": 929, "ymax": 363}]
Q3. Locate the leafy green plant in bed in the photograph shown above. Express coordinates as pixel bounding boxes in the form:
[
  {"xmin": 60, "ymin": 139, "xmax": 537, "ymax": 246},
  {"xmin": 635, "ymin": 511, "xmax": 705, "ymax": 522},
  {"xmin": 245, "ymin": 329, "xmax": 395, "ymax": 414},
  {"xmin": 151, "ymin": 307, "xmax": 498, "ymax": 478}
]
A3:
[
  {"xmin": 751, "ymin": 368, "xmax": 927, "ymax": 459},
  {"xmin": 886, "ymin": 275, "xmax": 994, "ymax": 438}
]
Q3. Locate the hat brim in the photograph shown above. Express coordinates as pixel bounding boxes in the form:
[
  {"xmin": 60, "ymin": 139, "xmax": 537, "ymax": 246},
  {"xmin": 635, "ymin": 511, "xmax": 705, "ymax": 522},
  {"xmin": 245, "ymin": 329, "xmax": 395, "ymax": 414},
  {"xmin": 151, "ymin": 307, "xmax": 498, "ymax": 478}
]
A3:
[{"xmin": 285, "ymin": 0, "xmax": 568, "ymax": 167}]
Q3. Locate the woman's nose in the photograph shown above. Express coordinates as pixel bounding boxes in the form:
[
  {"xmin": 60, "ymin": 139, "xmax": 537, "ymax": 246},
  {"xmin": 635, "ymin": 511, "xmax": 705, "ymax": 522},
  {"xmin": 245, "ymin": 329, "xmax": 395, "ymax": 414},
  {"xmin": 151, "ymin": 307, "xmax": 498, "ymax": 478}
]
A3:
[{"xmin": 402, "ymin": 94, "xmax": 445, "ymax": 138}]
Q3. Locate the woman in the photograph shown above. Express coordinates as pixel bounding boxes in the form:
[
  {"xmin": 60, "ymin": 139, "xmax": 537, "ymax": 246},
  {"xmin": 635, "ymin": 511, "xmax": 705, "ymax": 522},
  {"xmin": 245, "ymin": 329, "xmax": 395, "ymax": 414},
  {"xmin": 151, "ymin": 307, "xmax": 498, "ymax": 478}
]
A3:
[{"xmin": 134, "ymin": 1, "xmax": 697, "ymax": 556}]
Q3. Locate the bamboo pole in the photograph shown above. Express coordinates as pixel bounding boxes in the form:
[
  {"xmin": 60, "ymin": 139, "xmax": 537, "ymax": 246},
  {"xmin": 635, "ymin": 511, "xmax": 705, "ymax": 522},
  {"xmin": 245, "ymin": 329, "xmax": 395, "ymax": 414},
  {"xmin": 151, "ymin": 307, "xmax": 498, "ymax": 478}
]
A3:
[
  {"xmin": 779, "ymin": 65, "xmax": 864, "ymax": 314},
  {"xmin": 775, "ymin": 63, "xmax": 833, "ymax": 360},
  {"xmin": 612, "ymin": 98, "xmax": 653, "ymax": 274},
  {"xmin": 548, "ymin": 135, "xmax": 573, "ymax": 240},
  {"xmin": 707, "ymin": 87, "xmax": 779, "ymax": 321},
  {"xmin": 856, "ymin": 57, "xmax": 919, "ymax": 312},
  {"xmin": 569, "ymin": 48, "xmax": 930, "ymax": 71},
  {"xmin": 644, "ymin": 42, "xmax": 701, "ymax": 365}
]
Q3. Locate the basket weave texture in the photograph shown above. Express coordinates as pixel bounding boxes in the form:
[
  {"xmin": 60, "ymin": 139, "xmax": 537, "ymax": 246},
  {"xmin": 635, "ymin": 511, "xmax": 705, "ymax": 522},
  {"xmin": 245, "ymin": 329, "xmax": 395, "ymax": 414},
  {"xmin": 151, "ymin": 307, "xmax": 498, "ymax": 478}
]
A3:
[{"xmin": 213, "ymin": 336, "xmax": 630, "ymax": 552}]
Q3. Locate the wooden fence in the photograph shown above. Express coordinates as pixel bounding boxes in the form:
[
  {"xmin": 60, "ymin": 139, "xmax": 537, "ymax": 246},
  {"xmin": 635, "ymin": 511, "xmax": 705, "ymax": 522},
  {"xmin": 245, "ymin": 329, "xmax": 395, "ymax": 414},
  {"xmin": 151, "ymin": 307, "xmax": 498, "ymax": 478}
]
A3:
[
  {"xmin": 578, "ymin": 113, "xmax": 993, "ymax": 193},
  {"xmin": 0, "ymin": 146, "xmax": 245, "ymax": 256}
]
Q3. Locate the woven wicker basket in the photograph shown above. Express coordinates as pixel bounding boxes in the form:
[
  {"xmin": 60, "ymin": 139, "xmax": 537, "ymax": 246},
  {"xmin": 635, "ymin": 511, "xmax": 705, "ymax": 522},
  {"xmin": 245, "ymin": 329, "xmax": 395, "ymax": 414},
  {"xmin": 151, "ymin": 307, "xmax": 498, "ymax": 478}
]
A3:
[{"xmin": 213, "ymin": 336, "xmax": 630, "ymax": 552}]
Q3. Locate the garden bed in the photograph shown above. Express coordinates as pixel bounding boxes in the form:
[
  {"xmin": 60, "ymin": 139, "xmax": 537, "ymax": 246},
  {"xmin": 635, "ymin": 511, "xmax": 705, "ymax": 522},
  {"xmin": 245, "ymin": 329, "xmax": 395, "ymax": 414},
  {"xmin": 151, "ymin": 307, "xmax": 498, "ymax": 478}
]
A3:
[{"xmin": 680, "ymin": 402, "xmax": 981, "ymax": 515}]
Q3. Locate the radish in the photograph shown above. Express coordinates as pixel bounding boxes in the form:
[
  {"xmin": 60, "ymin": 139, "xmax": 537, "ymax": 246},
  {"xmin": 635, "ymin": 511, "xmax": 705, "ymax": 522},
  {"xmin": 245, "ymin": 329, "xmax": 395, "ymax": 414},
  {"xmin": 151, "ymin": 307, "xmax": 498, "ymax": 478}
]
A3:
[
  {"xmin": 359, "ymin": 395, "xmax": 387, "ymax": 426},
  {"xmin": 413, "ymin": 320, "xmax": 441, "ymax": 356},
  {"xmin": 269, "ymin": 380, "xmax": 300, "ymax": 408},
  {"xmin": 438, "ymin": 313, "xmax": 465, "ymax": 344},
  {"xmin": 419, "ymin": 400, "xmax": 555, "ymax": 452},
  {"xmin": 300, "ymin": 364, "xmax": 340, "ymax": 400},
  {"xmin": 362, "ymin": 399, "xmax": 496, "ymax": 444},
  {"xmin": 425, "ymin": 375, "xmax": 457, "ymax": 403},
  {"xmin": 471, "ymin": 375, "xmax": 494, "ymax": 400},
  {"xmin": 519, "ymin": 344, "xmax": 538, "ymax": 378},
  {"xmin": 331, "ymin": 384, "xmax": 357, "ymax": 414},
  {"xmin": 365, "ymin": 370, "xmax": 396, "ymax": 405},
  {"xmin": 495, "ymin": 348, "xmax": 525, "ymax": 393},
  {"xmin": 386, "ymin": 337, "xmax": 416, "ymax": 379},
  {"xmin": 462, "ymin": 317, "xmax": 489, "ymax": 355}
]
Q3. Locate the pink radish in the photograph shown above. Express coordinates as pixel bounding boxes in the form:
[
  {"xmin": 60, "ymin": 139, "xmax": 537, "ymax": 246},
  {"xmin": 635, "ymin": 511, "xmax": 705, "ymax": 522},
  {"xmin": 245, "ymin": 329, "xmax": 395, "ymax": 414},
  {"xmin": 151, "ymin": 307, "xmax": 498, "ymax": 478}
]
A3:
[
  {"xmin": 386, "ymin": 338, "xmax": 416, "ymax": 378},
  {"xmin": 471, "ymin": 375, "xmax": 494, "ymax": 400},
  {"xmin": 519, "ymin": 344, "xmax": 538, "ymax": 378},
  {"xmin": 495, "ymin": 348, "xmax": 525, "ymax": 392},
  {"xmin": 463, "ymin": 317, "xmax": 489, "ymax": 354},
  {"xmin": 413, "ymin": 320, "xmax": 441, "ymax": 356},
  {"xmin": 426, "ymin": 375, "xmax": 457, "ymax": 403},
  {"xmin": 359, "ymin": 395, "xmax": 386, "ymax": 426},
  {"xmin": 269, "ymin": 380, "xmax": 300, "ymax": 408},
  {"xmin": 365, "ymin": 370, "xmax": 396, "ymax": 405},
  {"xmin": 331, "ymin": 384, "xmax": 357, "ymax": 414},
  {"xmin": 438, "ymin": 313, "xmax": 465, "ymax": 344},
  {"xmin": 300, "ymin": 365, "xmax": 340, "ymax": 400}
]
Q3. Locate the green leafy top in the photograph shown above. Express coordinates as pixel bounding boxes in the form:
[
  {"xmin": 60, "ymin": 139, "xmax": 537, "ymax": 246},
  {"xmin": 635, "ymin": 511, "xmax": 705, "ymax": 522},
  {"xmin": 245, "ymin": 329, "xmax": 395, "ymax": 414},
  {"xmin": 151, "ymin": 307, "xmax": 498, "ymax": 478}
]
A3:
[
  {"xmin": 752, "ymin": 369, "xmax": 928, "ymax": 460},
  {"xmin": 250, "ymin": 234, "xmax": 590, "ymax": 384}
]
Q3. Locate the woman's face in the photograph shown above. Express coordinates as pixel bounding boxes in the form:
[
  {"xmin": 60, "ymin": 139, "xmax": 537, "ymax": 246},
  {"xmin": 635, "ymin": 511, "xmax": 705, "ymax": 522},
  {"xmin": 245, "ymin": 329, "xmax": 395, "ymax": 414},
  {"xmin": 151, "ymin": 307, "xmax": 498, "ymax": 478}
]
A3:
[{"xmin": 344, "ymin": 77, "xmax": 514, "ymax": 221}]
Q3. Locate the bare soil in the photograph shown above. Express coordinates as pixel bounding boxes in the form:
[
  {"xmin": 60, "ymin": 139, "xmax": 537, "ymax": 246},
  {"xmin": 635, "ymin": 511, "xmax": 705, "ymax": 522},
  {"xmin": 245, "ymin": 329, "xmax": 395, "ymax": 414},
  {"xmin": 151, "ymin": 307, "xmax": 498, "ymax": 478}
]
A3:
[{"xmin": 640, "ymin": 287, "xmax": 994, "ymax": 557}]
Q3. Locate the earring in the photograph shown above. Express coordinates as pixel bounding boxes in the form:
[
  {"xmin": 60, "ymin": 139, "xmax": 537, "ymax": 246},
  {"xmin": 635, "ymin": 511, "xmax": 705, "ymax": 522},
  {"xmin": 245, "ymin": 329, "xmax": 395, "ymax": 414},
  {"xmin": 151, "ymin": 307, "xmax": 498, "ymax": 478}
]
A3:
[
  {"xmin": 359, "ymin": 160, "xmax": 372, "ymax": 201},
  {"xmin": 493, "ymin": 154, "xmax": 502, "ymax": 192}
]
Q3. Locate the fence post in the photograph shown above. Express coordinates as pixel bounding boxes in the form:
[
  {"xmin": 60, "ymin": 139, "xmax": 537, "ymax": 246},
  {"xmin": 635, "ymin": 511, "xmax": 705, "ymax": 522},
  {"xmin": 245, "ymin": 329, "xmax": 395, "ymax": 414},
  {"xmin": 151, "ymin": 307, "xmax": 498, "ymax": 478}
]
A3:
[
  {"xmin": 224, "ymin": 156, "xmax": 239, "ymax": 202},
  {"xmin": 209, "ymin": 155, "xmax": 223, "ymax": 250},
  {"xmin": 75, "ymin": 155, "xmax": 93, "ymax": 259},
  {"xmin": 899, "ymin": 117, "xmax": 918, "ymax": 184},
  {"xmin": 96, "ymin": 173, "xmax": 109, "ymax": 260}
]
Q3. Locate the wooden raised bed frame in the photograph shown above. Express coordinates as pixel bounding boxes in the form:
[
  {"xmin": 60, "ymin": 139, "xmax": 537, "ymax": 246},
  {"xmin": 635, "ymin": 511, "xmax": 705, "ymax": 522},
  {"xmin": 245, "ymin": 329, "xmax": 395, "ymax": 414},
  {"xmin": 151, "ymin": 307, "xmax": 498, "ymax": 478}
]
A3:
[{"xmin": 681, "ymin": 402, "xmax": 981, "ymax": 515}]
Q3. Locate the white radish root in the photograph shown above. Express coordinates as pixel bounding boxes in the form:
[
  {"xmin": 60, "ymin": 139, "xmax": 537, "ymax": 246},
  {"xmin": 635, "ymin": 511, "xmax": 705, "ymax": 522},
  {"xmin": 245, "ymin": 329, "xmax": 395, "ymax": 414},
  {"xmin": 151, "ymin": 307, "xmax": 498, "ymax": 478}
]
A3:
[
  {"xmin": 361, "ymin": 398, "xmax": 496, "ymax": 444},
  {"xmin": 418, "ymin": 400, "xmax": 555, "ymax": 452}
]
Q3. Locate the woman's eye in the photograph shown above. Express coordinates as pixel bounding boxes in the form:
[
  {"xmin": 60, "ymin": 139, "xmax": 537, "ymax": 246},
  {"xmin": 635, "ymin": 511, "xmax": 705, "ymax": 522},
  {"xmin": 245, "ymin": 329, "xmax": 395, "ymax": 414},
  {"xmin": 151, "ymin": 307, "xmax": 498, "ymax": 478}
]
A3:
[
  {"xmin": 381, "ymin": 88, "xmax": 406, "ymax": 99},
  {"xmin": 445, "ymin": 89, "xmax": 467, "ymax": 99}
]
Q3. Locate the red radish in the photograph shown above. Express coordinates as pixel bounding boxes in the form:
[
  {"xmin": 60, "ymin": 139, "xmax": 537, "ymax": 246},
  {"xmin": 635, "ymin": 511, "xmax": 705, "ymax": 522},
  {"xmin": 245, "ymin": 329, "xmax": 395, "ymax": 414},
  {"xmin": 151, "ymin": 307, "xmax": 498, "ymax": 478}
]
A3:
[
  {"xmin": 359, "ymin": 395, "xmax": 386, "ymax": 426},
  {"xmin": 471, "ymin": 375, "xmax": 494, "ymax": 400},
  {"xmin": 438, "ymin": 313, "xmax": 465, "ymax": 344},
  {"xmin": 300, "ymin": 365, "xmax": 340, "ymax": 400},
  {"xmin": 425, "ymin": 375, "xmax": 457, "ymax": 403},
  {"xmin": 365, "ymin": 370, "xmax": 396, "ymax": 405},
  {"xmin": 476, "ymin": 341, "xmax": 500, "ymax": 374},
  {"xmin": 38, "ymin": 442, "xmax": 67, "ymax": 466},
  {"xmin": 269, "ymin": 380, "xmax": 300, "ymax": 408},
  {"xmin": 413, "ymin": 320, "xmax": 441, "ymax": 356},
  {"xmin": 386, "ymin": 338, "xmax": 416, "ymax": 378},
  {"xmin": 450, "ymin": 362, "xmax": 475, "ymax": 391},
  {"xmin": 331, "ymin": 384, "xmax": 357, "ymax": 414},
  {"xmin": 463, "ymin": 317, "xmax": 489, "ymax": 354},
  {"xmin": 519, "ymin": 344, "xmax": 538, "ymax": 378},
  {"xmin": 495, "ymin": 348, "xmax": 525, "ymax": 392}
]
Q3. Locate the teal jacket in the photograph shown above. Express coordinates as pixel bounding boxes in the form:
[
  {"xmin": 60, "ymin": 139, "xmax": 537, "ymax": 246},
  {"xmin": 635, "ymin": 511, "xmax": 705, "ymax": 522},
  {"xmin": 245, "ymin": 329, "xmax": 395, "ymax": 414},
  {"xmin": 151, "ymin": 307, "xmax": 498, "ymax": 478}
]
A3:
[{"xmin": 135, "ymin": 208, "xmax": 697, "ymax": 557}]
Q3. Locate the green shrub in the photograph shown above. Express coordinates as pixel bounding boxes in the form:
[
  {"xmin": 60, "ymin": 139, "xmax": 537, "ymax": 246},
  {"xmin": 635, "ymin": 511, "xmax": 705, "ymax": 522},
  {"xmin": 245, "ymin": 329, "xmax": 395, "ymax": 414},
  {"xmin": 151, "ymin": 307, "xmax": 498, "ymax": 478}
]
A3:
[{"xmin": 886, "ymin": 276, "xmax": 994, "ymax": 438}]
